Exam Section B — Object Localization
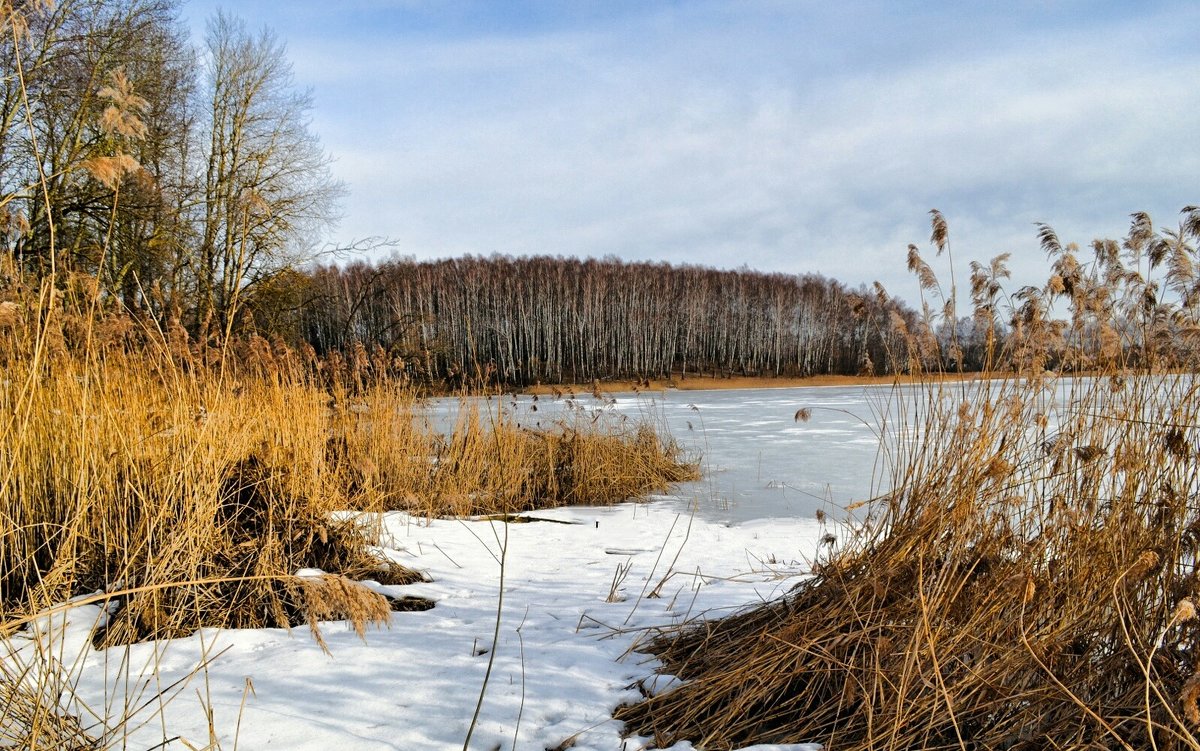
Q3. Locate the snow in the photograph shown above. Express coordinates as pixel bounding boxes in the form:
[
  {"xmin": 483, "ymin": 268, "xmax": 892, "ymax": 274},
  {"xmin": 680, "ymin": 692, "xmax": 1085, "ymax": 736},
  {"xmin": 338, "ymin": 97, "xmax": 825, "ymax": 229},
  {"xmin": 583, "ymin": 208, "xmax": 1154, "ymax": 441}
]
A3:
[
  {"xmin": 10, "ymin": 385, "xmax": 921, "ymax": 750},
  {"xmin": 20, "ymin": 502, "xmax": 825, "ymax": 749}
]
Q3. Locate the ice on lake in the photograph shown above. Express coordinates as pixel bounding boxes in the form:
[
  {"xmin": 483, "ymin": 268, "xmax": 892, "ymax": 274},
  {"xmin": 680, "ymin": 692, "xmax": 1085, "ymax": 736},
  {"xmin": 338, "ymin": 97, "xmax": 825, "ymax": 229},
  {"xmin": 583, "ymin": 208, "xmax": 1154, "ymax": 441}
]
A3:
[
  {"xmin": 431, "ymin": 384, "xmax": 915, "ymax": 523},
  {"xmin": 431, "ymin": 375, "xmax": 1095, "ymax": 523}
]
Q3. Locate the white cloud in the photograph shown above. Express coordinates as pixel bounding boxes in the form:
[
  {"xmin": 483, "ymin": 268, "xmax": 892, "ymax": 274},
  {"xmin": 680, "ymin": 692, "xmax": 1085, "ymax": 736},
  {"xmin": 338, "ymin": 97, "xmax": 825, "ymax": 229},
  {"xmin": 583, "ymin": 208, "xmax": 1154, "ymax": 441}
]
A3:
[{"xmin": 188, "ymin": 1, "xmax": 1200, "ymax": 306}]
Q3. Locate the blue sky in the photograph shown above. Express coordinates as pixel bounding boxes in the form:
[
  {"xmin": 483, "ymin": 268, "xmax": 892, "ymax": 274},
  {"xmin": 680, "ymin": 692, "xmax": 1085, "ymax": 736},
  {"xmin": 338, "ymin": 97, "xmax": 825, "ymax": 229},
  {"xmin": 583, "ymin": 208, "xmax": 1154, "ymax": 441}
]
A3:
[{"xmin": 182, "ymin": 1, "xmax": 1200, "ymax": 304}]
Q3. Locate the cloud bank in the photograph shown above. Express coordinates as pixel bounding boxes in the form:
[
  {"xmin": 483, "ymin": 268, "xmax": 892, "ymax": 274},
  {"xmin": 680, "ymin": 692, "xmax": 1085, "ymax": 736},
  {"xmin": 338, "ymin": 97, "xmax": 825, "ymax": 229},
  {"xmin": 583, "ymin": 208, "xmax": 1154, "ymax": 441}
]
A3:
[{"xmin": 184, "ymin": 0, "xmax": 1200, "ymax": 303}]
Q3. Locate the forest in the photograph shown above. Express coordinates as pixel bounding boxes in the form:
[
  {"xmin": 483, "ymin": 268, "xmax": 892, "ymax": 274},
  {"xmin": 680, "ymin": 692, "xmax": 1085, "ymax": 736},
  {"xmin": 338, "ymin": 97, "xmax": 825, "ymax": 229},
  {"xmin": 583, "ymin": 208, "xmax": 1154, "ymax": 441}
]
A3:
[
  {"xmin": 294, "ymin": 256, "xmax": 917, "ymax": 385},
  {"xmin": 285, "ymin": 207, "xmax": 1200, "ymax": 385}
]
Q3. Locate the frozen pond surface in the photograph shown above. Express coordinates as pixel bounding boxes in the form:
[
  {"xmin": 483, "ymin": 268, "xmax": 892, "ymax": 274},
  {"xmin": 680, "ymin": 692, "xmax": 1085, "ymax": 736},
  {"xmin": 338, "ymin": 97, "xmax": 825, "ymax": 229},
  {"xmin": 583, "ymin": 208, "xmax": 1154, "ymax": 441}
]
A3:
[
  {"xmin": 432, "ymin": 384, "xmax": 916, "ymax": 523},
  {"xmin": 610, "ymin": 386, "xmax": 898, "ymax": 523},
  {"xmin": 432, "ymin": 376, "xmax": 1098, "ymax": 524}
]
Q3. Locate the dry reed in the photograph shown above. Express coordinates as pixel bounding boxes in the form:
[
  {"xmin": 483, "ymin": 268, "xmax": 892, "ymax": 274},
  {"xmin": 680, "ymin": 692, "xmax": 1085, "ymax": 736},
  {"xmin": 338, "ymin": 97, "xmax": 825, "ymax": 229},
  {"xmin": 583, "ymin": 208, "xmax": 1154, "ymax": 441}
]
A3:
[
  {"xmin": 618, "ymin": 209, "xmax": 1200, "ymax": 750},
  {"xmin": 0, "ymin": 293, "xmax": 694, "ymax": 745},
  {"xmin": 0, "ymin": 307, "xmax": 694, "ymax": 642}
]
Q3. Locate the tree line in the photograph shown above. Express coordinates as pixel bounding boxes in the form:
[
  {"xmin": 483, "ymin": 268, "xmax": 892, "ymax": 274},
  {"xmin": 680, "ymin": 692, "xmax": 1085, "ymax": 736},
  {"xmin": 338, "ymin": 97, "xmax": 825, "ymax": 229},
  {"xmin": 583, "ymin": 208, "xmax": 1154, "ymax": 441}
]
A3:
[{"xmin": 290, "ymin": 256, "xmax": 916, "ymax": 385}]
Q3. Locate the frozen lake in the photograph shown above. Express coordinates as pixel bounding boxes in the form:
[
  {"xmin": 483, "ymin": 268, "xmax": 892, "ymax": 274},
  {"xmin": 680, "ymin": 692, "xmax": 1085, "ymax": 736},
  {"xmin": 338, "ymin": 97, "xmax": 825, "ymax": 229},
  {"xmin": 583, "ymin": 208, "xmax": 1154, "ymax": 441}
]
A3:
[
  {"xmin": 433, "ymin": 384, "xmax": 918, "ymax": 523},
  {"xmin": 613, "ymin": 386, "xmax": 900, "ymax": 522},
  {"xmin": 431, "ymin": 374, "xmax": 1109, "ymax": 523}
]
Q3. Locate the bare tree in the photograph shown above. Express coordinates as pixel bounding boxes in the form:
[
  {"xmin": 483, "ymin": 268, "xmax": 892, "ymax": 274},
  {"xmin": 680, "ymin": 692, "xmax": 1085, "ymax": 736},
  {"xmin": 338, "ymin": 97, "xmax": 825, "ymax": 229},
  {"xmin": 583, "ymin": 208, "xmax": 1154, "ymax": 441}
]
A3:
[
  {"xmin": 0, "ymin": 0, "xmax": 192, "ymax": 284},
  {"xmin": 197, "ymin": 11, "xmax": 344, "ymax": 336},
  {"xmin": 295, "ymin": 255, "xmax": 918, "ymax": 385}
]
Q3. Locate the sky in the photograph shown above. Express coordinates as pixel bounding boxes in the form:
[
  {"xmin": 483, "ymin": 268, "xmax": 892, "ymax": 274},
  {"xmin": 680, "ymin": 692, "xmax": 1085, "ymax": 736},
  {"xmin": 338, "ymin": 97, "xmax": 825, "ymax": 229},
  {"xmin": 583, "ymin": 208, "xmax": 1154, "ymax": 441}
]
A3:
[{"xmin": 180, "ymin": 0, "xmax": 1200, "ymax": 306}]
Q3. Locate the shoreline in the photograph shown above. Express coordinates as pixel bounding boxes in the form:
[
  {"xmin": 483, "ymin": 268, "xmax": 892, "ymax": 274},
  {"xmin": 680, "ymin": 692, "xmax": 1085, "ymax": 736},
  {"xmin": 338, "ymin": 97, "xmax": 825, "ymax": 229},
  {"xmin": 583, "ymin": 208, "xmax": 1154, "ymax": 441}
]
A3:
[
  {"xmin": 521, "ymin": 371, "xmax": 989, "ymax": 395},
  {"xmin": 453, "ymin": 368, "xmax": 1174, "ymax": 398}
]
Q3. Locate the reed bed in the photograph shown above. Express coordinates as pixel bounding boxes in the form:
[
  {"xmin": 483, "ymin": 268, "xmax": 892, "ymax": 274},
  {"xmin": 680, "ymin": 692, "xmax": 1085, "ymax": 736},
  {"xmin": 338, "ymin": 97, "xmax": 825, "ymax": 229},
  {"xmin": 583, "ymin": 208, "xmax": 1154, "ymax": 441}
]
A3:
[
  {"xmin": 0, "ymin": 349, "xmax": 423, "ymax": 645},
  {"xmin": 0, "ymin": 328, "xmax": 694, "ymax": 641},
  {"xmin": 0, "ymin": 298, "xmax": 694, "ymax": 746},
  {"xmin": 332, "ymin": 386, "xmax": 696, "ymax": 518},
  {"xmin": 618, "ymin": 210, "xmax": 1200, "ymax": 750}
]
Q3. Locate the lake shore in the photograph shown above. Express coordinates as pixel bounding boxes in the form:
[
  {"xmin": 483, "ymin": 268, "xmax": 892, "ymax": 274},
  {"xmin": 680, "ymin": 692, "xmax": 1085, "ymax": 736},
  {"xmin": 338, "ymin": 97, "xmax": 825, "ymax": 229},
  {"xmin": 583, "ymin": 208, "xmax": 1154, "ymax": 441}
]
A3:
[{"xmin": 523, "ymin": 371, "xmax": 990, "ymax": 395}]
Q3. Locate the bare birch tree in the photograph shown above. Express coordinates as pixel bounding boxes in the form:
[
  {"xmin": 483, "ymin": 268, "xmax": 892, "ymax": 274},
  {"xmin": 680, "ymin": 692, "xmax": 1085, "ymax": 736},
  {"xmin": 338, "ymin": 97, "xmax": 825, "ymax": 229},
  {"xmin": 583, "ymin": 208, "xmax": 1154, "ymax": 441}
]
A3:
[{"xmin": 197, "ymin": 11, "xmax": 344, "ymax": 336}]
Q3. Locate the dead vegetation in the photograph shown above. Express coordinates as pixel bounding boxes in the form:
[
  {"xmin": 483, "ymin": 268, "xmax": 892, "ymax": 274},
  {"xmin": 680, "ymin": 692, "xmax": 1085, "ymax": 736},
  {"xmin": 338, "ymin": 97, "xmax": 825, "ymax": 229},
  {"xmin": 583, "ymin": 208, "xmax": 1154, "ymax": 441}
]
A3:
[
  {"xmin": 332, "ymin": 387, "xmax": 697, "ymax": 518},
  {"xmin": 0, "ymin": 299, "xmax": 694, "ymax": 643},
  {"xmin": 0, "ymin": 348, "xmax": 421, "ymax": 647},
  {"xmin": 0, "ymin": 296, "xmax": 694, "ymax": 744},
  {"xmin": 618, "ymin": 209, "xmax": 1200, "ymax": 750}
]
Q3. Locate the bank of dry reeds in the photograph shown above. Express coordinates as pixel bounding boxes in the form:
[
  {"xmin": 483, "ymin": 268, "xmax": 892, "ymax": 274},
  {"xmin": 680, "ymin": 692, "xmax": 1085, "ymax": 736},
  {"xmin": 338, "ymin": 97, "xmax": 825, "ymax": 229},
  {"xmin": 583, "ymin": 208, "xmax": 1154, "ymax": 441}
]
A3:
[
  {"xmin": 618, "ymin": 209, "xmax": 1200, "ymax": 750},
  {"xmin": 0, "ymin": 300, "xmax": 694, "ymax": 639},
  {"xmin": 335, "ymin": 387, "xmax": 697, "ymax": 517},
  {"xmin": 0, "ymin": 281, "xmax": 694, "ymax": 745}
]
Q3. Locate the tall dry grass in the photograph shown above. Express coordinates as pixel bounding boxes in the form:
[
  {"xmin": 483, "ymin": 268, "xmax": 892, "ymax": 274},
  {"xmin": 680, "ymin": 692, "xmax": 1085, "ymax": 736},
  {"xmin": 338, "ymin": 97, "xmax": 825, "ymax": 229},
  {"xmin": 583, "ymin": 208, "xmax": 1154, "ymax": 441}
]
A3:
[
  {"xmin": 0, "ymin": 347, "xmax": 422, "ymax": 644},
  {"xmin": 0, "ymin": 299, "xmax": 694, "ymax": 628},
  {"xmin": 619, "ymin": 209, "xmax": 1200, "ymax": 750},
  {"xmin": 332, "ymin": 385, "xmax": 696, "ymax": 518},
  {"xmin": 0, "ymin": 286, "xmax": 694, "ymax": 747}
]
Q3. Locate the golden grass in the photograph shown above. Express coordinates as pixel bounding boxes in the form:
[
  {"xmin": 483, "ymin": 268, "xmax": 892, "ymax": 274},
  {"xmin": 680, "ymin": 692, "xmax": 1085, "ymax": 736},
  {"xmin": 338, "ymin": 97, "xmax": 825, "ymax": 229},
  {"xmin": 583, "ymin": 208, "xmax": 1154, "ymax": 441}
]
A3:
[
  {"xmin": 0, "ymin": 308, "xmax": 691, "ymax": 748},
  {"xmin": 0, "ymin": 352, "xmax": 421, "ymax": 645},
  {"xmin": 0, "ymin": 342, "xmax": 694, "ymax": 640},
  {"xmin": 0, "ymin": 303, "xmax": 695, "ymax": 743},
  {"xmin": 327, "ymin": 385, "xmax": 697, "ymax": 517}
]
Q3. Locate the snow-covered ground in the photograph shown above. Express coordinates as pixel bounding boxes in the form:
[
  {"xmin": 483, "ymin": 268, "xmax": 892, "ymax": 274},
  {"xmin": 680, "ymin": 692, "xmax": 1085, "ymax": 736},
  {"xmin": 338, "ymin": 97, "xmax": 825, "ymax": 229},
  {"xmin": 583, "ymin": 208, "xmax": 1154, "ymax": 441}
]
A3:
[
  {"xmin": 18, "ymin": 385, "xmax": 904, "ymax": 750},
  {"xmin": 25, "ymin": 503, "xmax": 825, "ymax": 749}
]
